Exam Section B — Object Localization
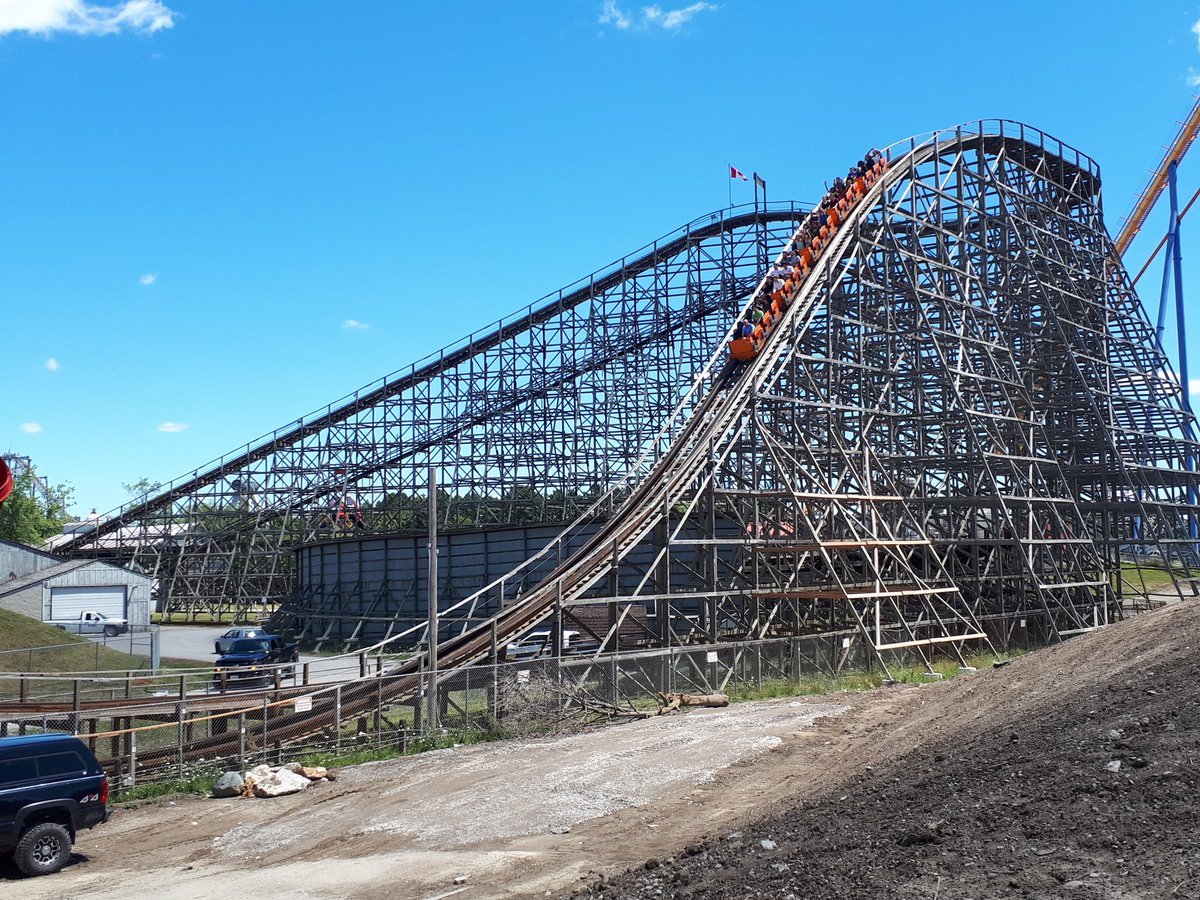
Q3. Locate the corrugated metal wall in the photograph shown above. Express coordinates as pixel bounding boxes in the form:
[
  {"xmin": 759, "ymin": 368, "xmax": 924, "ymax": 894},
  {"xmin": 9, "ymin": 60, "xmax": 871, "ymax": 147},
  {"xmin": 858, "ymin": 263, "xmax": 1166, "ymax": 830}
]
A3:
[
  {"xmin": 292, "ymin": 520, "xmax": 736, "ymax": 645},
  {"xmin": 42, "ymin": 563, "xmax": 153, "ymax": 629}
]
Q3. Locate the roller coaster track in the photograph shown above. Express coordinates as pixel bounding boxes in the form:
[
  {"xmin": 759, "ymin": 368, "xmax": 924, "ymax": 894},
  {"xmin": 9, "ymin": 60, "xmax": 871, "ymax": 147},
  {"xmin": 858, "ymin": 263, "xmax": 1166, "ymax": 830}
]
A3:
[
  {"xmin": 18, "ymin": 122, "xmax": 1200, "ymax": 776},
  {"xmin": 294, "ymin": 123, "xmax": 1198, "ymax": 709},
  {"xmin": 4, "ymin": 140, "xmax": 885, "ymax": 753}
]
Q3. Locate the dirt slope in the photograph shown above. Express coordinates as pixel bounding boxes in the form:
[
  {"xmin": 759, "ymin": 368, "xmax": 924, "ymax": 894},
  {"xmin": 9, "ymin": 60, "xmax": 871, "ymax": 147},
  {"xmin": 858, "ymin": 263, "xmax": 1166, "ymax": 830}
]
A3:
[{"xmin": 580, "ymin": 602, "xmax": 1200, "ymax": 900}]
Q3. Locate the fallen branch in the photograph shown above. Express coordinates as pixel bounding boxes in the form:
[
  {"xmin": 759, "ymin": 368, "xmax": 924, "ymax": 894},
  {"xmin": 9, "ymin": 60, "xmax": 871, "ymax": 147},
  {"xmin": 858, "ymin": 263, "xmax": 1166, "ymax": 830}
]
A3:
[{"xmin": 659, "ymin": 692, "xmax": 729, "ymax": 708}]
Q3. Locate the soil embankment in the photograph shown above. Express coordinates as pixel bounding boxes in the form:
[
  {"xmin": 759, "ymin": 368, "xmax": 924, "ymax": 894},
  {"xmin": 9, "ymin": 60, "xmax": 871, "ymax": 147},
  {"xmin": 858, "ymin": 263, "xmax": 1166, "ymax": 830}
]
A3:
[{"xmin": 581, "ymin": 602, "xmax": 1200, "ymax": 899}]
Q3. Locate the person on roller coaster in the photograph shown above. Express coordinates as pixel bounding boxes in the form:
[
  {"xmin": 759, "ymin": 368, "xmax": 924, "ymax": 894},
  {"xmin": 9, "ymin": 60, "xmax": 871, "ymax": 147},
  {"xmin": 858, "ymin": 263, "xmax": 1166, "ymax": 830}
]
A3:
[{"xmin": 727, "ymin": 149, "xmax": 884, "ymax": 366}]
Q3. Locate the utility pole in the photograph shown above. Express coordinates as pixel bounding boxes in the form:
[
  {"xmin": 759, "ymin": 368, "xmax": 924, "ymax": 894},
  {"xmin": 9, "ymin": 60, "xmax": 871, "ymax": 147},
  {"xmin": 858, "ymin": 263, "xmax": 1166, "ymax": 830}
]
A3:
[{"xmin": 426, "ymin": 465, "xmax": 439, "ymax": 729}]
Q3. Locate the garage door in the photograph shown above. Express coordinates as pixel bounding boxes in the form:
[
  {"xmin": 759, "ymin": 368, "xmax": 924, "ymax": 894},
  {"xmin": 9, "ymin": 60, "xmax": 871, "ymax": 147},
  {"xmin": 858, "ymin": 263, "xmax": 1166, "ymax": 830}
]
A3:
[{"xmin": 49, "ymin": 586, "xmax": 126, "ymax": 621}]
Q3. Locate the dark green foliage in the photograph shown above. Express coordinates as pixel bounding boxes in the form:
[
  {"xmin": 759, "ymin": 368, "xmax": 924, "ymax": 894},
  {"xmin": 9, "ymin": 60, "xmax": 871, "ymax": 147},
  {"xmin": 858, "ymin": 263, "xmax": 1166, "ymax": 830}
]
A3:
[{"xmin": 0, "ymin": 469, "xmax": 73, "ymax": 545}]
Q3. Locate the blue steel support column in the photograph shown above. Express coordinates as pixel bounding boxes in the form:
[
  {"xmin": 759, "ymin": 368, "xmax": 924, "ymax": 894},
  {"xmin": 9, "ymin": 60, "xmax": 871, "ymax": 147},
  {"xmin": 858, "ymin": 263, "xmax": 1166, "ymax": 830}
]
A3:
[
  {"xmin": 1156, "ymin": 227, "xmax": 1175, "ymax": 349},
  {"xmin": 1168, "ymin": 161, "xmax": 1198, "ymax": 542}
]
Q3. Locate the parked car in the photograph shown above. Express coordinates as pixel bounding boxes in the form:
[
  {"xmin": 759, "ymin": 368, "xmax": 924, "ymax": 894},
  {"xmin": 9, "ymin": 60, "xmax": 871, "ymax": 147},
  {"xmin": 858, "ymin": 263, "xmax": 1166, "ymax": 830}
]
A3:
[
  {"xmin": 503, "ymin": 629, "xmax": 587, "ymax": 661},
  {"xmin": 0, "ymin": 733, "xmax": 111, "ymax": 876},
  {"xmin": 214, "ymin": 627, "xmax": 264, "ymax": 654},
  {"xmin": 212, "ymin": 635, "xmax": 300, "ymax": 689},
  {"xmin": 49, "ymin": 611, "xmax": 128, "ymax": 637}
]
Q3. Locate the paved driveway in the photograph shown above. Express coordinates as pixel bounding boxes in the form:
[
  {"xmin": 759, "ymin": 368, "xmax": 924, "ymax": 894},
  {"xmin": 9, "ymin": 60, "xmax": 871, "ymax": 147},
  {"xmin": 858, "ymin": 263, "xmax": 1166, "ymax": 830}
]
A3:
[{"xmin": 158, "ymin": 625, "xmax": 361, "ymax": 685}]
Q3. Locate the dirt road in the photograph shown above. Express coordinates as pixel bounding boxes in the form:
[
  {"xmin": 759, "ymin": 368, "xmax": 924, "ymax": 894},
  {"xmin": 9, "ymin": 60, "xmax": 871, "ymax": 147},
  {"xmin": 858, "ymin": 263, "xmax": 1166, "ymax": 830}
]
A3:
[{"xmin": 2, "ymin": 692, "xmax": 881, "ymax": 899}]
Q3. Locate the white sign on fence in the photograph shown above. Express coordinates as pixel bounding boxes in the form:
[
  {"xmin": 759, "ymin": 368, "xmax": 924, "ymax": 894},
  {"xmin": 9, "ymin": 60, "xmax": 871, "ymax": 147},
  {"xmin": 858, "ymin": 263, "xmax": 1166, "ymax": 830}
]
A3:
[
  {"xmin": 706, "ymin": 651, "xmax": 718, "ymax": 663},
  {"xmin": 294, "ymin": 695, "xmax": 313, "ymax": 713}
]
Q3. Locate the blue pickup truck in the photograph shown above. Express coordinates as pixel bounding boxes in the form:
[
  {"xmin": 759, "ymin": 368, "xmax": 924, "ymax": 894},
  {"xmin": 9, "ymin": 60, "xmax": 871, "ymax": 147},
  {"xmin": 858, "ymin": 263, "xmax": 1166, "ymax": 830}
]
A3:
[
  {"xmin": 0, "ymin": 734, "xmax": 111, "ymax": 876},
  {"xmin": 212, "ymin": 634, "xmax": 300, "ymax": 689}
]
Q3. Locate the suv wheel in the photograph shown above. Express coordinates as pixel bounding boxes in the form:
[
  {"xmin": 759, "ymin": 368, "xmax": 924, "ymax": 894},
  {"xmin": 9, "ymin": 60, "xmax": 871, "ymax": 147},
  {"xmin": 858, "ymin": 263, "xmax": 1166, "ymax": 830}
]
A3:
[{"xmin": 14, "ymin": 821, "xmax": 73, "ymax": 876}]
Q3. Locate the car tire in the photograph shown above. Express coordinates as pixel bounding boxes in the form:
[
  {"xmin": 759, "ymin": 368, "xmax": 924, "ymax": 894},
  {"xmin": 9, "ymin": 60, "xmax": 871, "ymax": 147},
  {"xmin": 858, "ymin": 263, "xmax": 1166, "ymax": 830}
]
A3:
[
  {"xmin": 103, "ymin": 625, "xmax": 119, "ymax": 637},
  {"xmin": 14, "ymin": 821, "xmax": 73, "ymax": 877}
]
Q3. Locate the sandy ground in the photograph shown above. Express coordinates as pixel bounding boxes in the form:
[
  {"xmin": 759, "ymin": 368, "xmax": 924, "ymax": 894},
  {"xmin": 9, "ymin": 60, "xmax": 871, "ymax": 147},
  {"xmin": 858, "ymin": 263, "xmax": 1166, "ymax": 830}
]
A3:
[{"xmin": 1, "ymin": 692, "xmax": 880, "ymax": 899}]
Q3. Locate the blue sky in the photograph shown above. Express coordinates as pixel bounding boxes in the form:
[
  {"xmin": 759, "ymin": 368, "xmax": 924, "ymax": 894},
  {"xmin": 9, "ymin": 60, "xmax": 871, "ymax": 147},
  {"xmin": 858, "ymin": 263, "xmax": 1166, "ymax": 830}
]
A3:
[{"xmin": 4, "ymin": 0, "xmax": 1200, "ymax": 516}]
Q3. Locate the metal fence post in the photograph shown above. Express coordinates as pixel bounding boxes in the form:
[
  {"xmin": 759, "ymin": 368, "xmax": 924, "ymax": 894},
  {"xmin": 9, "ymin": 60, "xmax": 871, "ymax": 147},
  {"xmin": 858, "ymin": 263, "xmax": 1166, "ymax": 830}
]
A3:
[
  {"xmin": 375, "ymin": 672, "xmax": 383, "ymax": 742},
  {"xmin": 129, "ymin": 731, "xmax": 137, "ymax": 788},
  {"xmin": 238, "ymin": 713, "xmax": 246, "ymax": 771},
  {"xmin": 177, "ymin": 702, "xmax": 185, "ymax": 779},
  {"xmin": 262, "ymin": 697, "xmax": 269, "ymax": 766},
  {"xmin": 71, "ymin": 680, "xmax": 80, "ymax": 735},
  {"xmin": 334, "ymin": 684, "xmax": 342, "ymax": 755}
]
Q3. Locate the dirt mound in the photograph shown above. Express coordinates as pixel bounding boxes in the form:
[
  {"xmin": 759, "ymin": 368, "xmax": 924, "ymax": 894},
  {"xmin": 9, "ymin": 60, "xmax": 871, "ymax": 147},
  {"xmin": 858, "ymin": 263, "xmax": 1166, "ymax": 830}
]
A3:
[{"xmin": 580, "ymin": 603, "xmax": 1200, "ymax": 899}]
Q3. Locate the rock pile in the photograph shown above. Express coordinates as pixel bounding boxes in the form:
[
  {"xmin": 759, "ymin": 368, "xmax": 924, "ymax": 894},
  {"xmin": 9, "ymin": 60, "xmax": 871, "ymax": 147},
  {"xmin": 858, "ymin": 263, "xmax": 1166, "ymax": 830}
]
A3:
[{"xmin": 211, "ymin": 762, "xmax": 332, "ymax": 799}]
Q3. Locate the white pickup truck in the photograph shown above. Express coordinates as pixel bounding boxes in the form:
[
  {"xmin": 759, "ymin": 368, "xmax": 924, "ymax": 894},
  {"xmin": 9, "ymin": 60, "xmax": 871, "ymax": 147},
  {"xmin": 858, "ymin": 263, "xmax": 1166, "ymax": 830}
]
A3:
[{"xmin": 50, "ymin": 611, "xmax": 130, "ymax": 637}]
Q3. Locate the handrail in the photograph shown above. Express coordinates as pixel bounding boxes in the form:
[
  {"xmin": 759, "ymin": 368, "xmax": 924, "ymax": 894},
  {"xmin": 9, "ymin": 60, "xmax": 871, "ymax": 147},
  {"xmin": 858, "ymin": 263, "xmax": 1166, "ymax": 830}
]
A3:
[{"xmin": 1115, "ymin": 97, "xmax": 1200, "ymax": 256}]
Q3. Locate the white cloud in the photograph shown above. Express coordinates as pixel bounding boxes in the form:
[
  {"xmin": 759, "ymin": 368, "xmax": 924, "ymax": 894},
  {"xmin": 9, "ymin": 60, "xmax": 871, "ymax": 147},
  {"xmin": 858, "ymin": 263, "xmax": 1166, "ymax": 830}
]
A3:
[
  {"xmin": 643, "ymin": 2, "xmax": 715, "ymax": 29},
  {"xmin": 599, "ymin": 0, "xmax": 630, "ymax": 28},
  {"xmin": 140, "ymin": 273, "xmax": 157, "ymax": 285},
  {"xmin": 599, "ymin": 1, "xmax": 715, "ymax": 31},
  {"xmin": 20, "ymin": 422, "xmax": 43, "ymax": 433},
  {"xmin": 157, "ymin": 421, "xmax": 188, "ymax": 433},
  {"xmin": 342, "ymin": 319, "xmax": 370, "ymax": 330},
  {"xmin": 0, "ymin": 1, "xmax": 175, "ymax": 37},
  {"xmin": 1193, "ymin": 18, "xmax": 1200, "ymax": 50},
  {"xmin": 1190, "ymin": 378, "xmax": 1200, "ymax": 395},
  {"xmin": 45, "ymin": 358, "xmax": 59, "ymax": 371}
]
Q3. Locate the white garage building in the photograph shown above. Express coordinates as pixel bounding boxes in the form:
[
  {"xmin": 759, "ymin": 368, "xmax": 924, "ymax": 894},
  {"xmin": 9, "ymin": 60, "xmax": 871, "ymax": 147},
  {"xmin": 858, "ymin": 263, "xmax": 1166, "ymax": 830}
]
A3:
[{"xmin": 0, "ymin": 539, "xmax": 153, "ymax": 629}]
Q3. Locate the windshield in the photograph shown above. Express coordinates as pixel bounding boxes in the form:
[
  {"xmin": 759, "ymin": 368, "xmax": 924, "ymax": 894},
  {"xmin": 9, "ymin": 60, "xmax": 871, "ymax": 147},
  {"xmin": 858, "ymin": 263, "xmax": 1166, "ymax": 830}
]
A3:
[{"xmin": 226, "ymin": 639, "xmax": 269, "ymax": 654}]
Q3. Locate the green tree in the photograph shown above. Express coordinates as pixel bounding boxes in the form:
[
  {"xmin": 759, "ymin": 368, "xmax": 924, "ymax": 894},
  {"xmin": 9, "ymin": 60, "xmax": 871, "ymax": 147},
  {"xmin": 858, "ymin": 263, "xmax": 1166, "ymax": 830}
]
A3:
[
  {"xmin": 0, "ymin": 470, "xmax": 74, "ymax": 546},
  {"xmin": 122, "ymin": 477, "xmax": 163, "ymax": 500}
]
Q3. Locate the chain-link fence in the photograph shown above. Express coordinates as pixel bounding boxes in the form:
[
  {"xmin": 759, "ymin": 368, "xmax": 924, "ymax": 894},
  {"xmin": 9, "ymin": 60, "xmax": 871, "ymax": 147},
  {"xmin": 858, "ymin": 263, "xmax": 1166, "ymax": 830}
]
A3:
[
  {"xmin": 0, "ymin": 630, "xmax": 888, "ymax": 793},
  {"xmin": 0, "ymin": 629, "xmax": 159, "ymax": 676}
]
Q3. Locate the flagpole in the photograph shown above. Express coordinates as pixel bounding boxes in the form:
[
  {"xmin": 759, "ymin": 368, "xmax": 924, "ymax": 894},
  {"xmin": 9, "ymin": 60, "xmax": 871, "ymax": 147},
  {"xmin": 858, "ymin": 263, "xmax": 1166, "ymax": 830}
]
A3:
[{"xmin": 728, "ymin": 165, "xmax": 732, "ymax": 209}]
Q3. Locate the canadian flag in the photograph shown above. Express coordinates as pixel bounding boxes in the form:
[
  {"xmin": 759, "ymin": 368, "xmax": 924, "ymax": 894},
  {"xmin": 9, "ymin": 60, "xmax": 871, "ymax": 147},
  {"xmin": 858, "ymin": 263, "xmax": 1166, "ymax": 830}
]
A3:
[{"xmin": 730, "ymin": 166, "xmax": 748, "ymax": 181}]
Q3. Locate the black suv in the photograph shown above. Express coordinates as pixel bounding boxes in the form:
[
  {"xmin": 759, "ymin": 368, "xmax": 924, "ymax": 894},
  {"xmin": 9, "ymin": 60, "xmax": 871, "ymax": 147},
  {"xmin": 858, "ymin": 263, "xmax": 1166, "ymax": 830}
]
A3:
[{"xmin": 0, "ymin": 734, "xmax": 111, "ymax": 877}]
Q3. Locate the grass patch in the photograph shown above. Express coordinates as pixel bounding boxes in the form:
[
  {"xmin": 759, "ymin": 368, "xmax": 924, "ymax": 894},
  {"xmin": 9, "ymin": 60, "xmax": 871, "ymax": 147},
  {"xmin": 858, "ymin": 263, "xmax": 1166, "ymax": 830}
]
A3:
[
  {"xmin": 117, "ymin": 771, "xmax": 220, "ymax": 805},
  {"xmin": 297, "ymin": 729, "xmax": 498, "ymax": 770},
  {"xmin": 0, "ymin": 609, "xmax": 153, "ymax": 674},
  {"xmin": 1116, "ymin": 563, "xmax": 1187, "ymax": 592},
  {"xmin": 116, "ymin": 731, "xmax": 500, "ymax": 803},
  {"xmin": 726, "ymin": 650, "xmax": 1023, "ymax": 704}
]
